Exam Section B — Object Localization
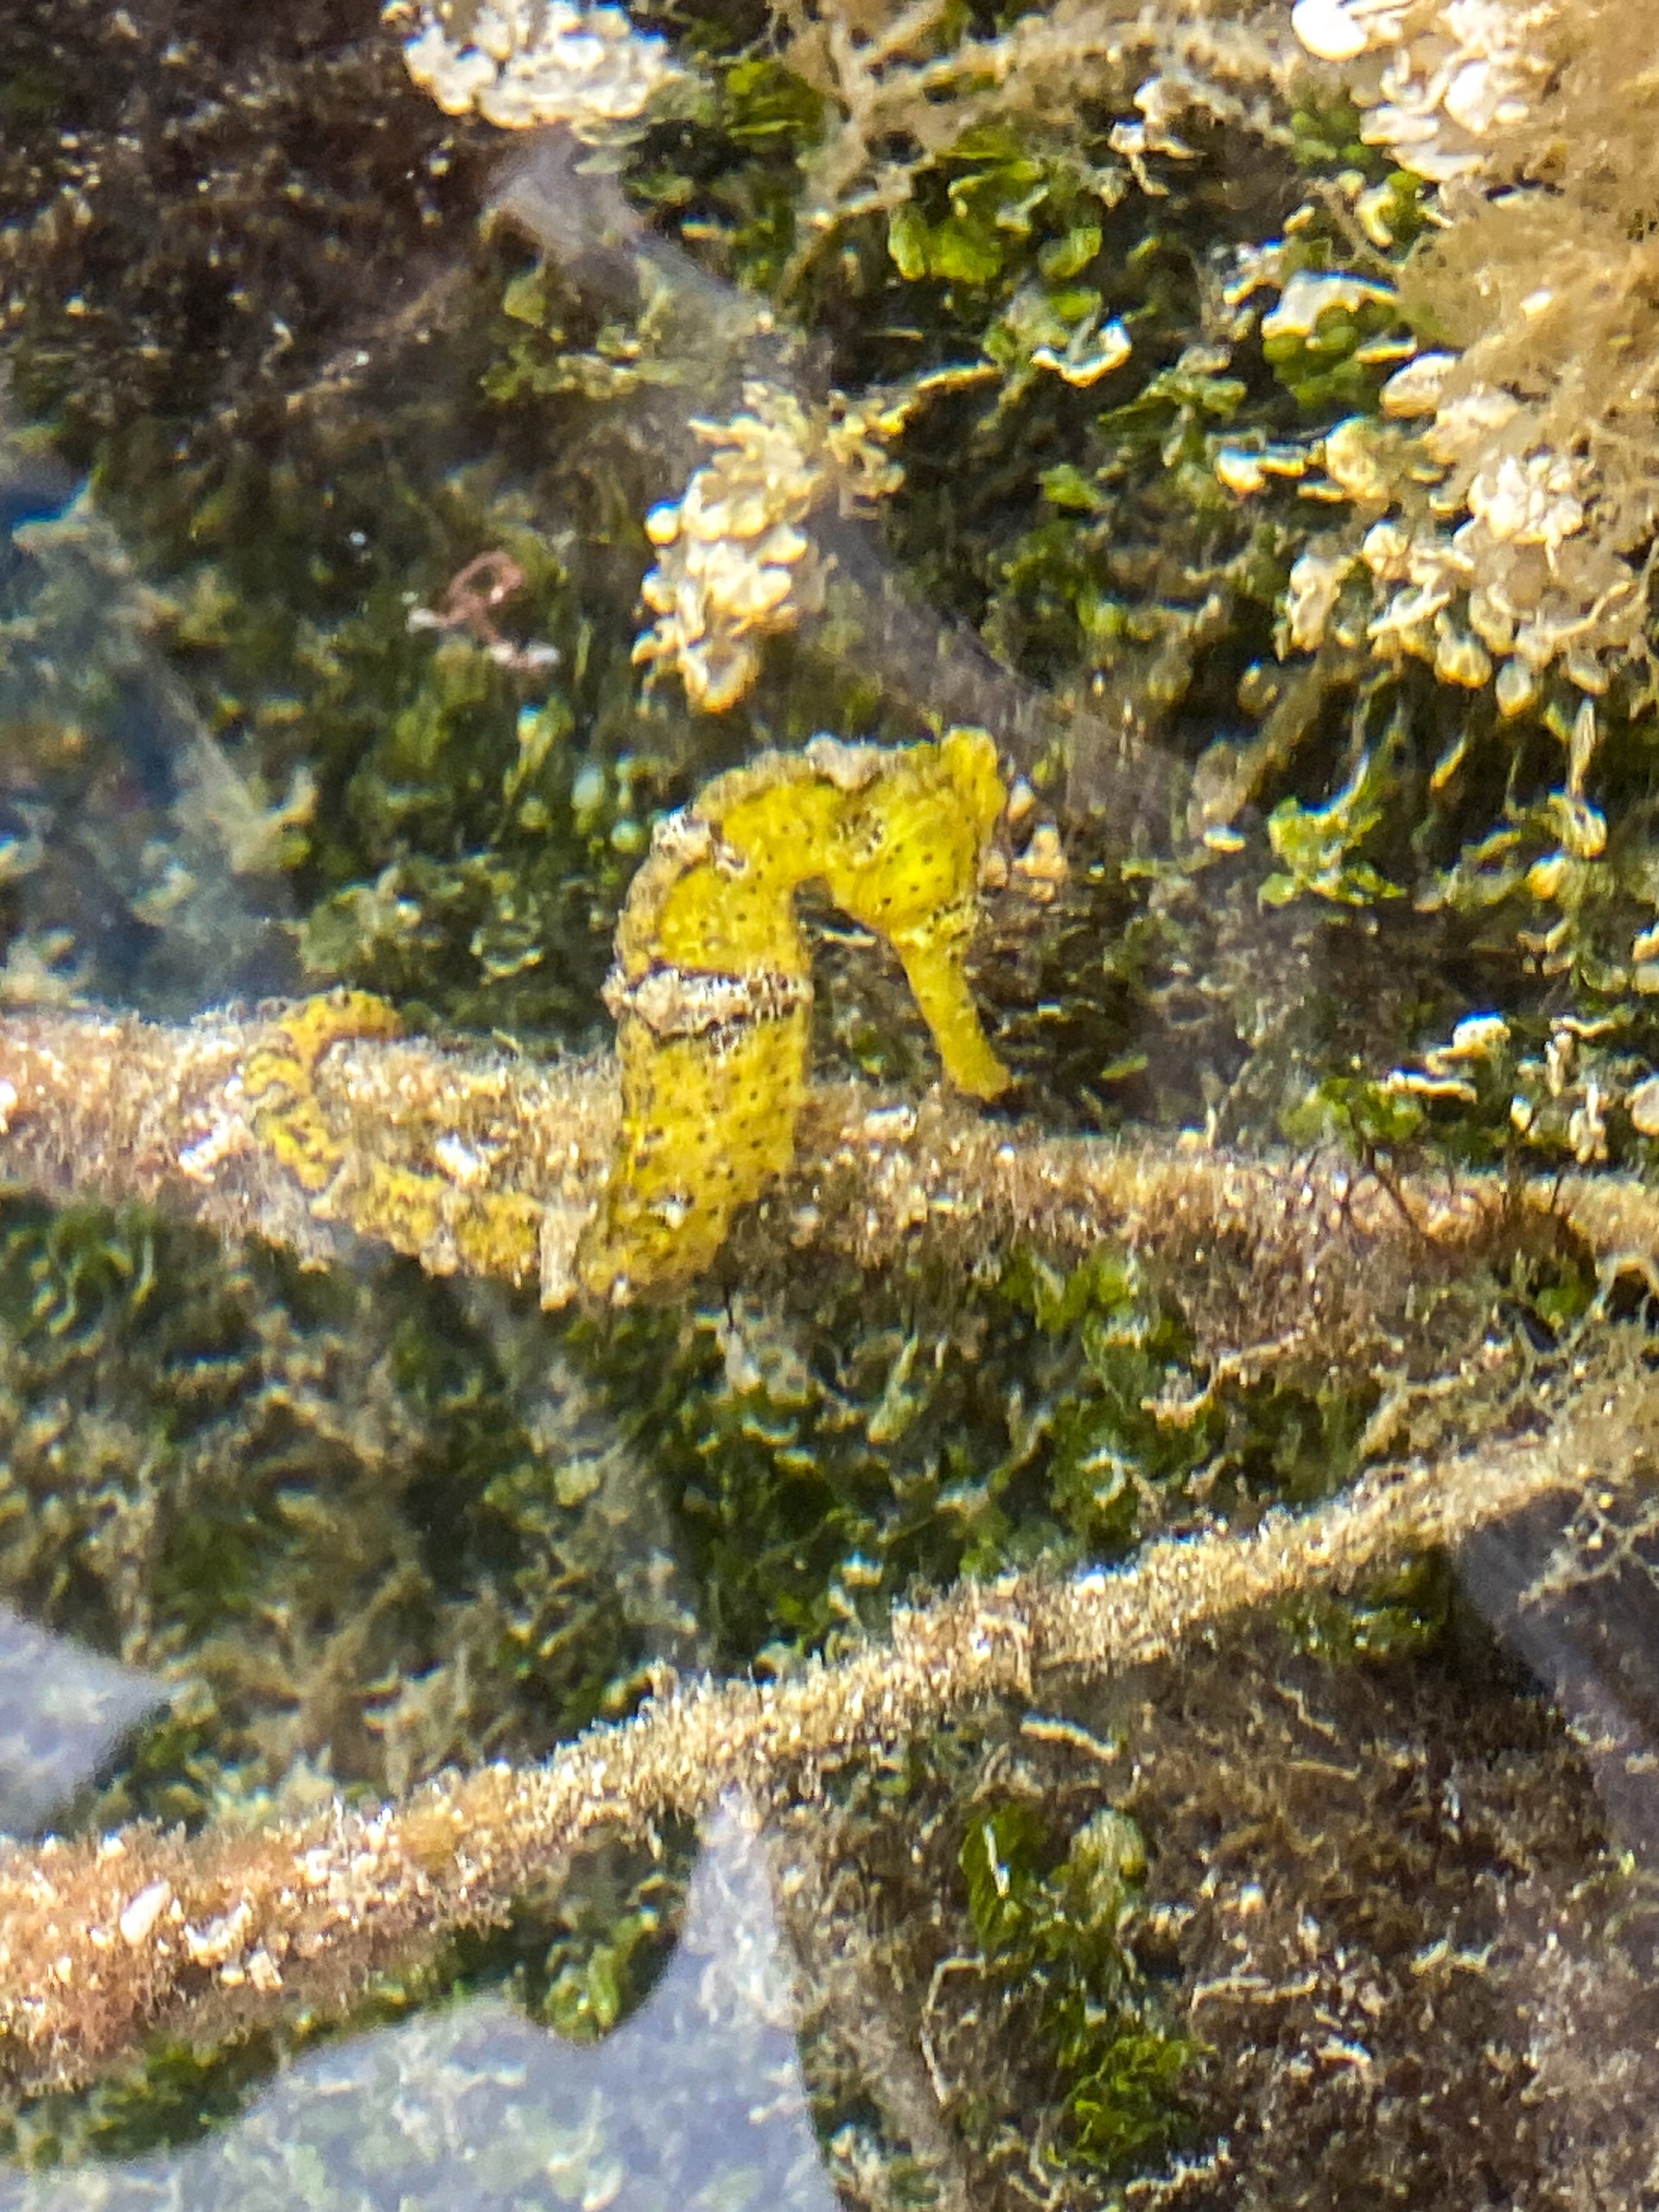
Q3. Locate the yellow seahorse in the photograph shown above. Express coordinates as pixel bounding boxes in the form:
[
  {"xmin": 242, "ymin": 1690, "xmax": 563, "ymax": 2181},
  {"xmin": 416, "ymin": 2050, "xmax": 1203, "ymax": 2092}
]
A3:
[
  {"xmin": 237, "ymin": 733, "xmax": 1009, "ymax": 1303},
  {"xmin": 576, "ymin": 728, "xmax": 1011, "ymax": 1300},
  {"xmin": 243, "ymin": 987, "xmax": 547, "ymax": 1286}
]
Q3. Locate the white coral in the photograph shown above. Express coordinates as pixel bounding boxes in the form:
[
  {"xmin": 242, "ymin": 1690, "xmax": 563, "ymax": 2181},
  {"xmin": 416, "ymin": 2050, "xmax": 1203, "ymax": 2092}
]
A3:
[
  {"xmin": 397, "ymin": 0, "xmax": 684, "ymax": 137},
  {"xmin": 632, "ymin": 386, "xmax": 902, "ymax": 714},
  {"xmin": 1275, "ymin": 340, "xmax": 1634, "ymax": 699},
  {"xmin": 1289, "ymin": 0, "xmax": 1554, "ymax": 180},
  {"xmin": 1284, "ymin": 543, "xmax": 1357, "ymax": 650},
  {"xmin": 1465, "ymin": 449, "xmax": 1586, "ymax": 557},
  {"xmin": 1261, "ymin": 270, "xmax": 1395, "ymax": 339},
  {"xmin": 1377, "ymin": 352, "xmax": 1458, "ymax": 419}
]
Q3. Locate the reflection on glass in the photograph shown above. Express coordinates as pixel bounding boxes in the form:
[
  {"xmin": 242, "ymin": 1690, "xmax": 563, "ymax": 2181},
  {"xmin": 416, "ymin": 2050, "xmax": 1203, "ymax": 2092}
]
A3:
[
  {"xmin": 0, "ymin": 1608, "xmax": 162, "ymax": 1840},
  {"xmin": 0, "ymin": 1802, "xmax": 832, "ymax": 2212}
]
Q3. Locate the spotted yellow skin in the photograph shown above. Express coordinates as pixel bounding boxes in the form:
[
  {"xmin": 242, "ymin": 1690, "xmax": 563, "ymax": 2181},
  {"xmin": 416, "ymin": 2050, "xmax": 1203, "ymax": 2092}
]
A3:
[
  {"xmin": 342, "ymin": 1160, "xmax": 544, "ymax": 1286},
  {"xmin": 244, "ymin": 989, "xmax": 405, "ymax": 1194},
  {"xmin": 244, "ymin": 988, "xmax": 545, "ymax": 1287},
  {"xmin": 581, "ymin": 728, "xmax": 1010, "ymax": 1300},
  {"xmin": 588, "ymin": 1002, "xmax": 814, "ymax": 1296}
]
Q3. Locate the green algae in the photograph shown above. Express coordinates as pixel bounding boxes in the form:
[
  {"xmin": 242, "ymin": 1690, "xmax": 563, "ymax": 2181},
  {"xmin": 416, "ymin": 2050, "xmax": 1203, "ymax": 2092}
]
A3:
[
  {"xmin": 957, "ymin": 1800, "xmax": 1196, "ymax": 2172},
  {"xmin": 4, "ymin": 0, "xmax": 1659, "ymax": 2203}
]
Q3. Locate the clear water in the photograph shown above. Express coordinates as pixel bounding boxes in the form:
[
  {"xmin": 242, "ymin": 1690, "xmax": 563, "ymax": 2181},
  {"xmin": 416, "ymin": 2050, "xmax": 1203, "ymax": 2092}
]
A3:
[{"xmin": 1, "ymin": 4, "xmax": 1656, "ymax": 2209}]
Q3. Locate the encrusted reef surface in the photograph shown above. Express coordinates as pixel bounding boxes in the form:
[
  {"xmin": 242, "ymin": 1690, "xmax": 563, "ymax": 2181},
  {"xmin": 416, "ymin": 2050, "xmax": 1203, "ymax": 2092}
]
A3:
[{"xmin": 7, "ymin": 0, "xmax": 1659, "ymax": 2206}]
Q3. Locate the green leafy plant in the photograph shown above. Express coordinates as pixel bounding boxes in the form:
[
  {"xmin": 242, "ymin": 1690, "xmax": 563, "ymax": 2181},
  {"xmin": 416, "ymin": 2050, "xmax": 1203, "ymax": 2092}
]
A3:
[{"xmin": 959, "ymin": 1800, "xmax": 1197, "ymax": 2173}]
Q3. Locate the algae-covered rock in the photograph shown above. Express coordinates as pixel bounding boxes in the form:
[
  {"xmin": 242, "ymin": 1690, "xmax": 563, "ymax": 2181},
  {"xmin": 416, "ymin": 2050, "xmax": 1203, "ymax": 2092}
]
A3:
[{"xmin": 5, "ymin": 0, "xmax": 1659, "ymax": 2203}]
